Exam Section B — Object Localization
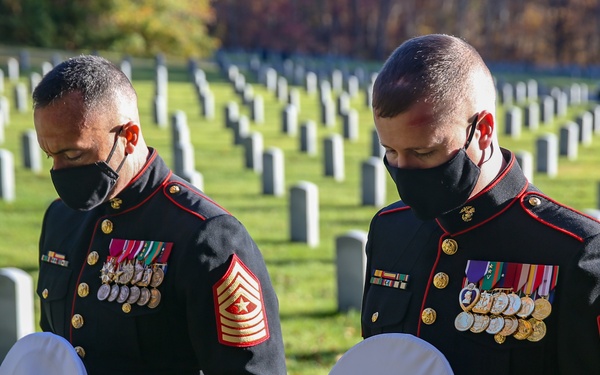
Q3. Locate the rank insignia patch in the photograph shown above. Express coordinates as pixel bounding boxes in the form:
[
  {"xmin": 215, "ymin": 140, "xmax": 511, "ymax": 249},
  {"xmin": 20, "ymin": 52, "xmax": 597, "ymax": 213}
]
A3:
[{"xmin": 213, "ymin": 254, "xmax": 269, "ymax": 347}]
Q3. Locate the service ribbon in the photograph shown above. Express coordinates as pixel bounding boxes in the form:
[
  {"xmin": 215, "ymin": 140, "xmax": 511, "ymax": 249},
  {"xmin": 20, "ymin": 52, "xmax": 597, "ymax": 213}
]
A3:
[
  {"xmin": 481, "ymin": 261, "xmax": 504, "ymax": 290},
  {"xmin": 516, "ymin": 263, "xmax": 530, "ymax": 293},
  {"xmin": 109, "ymin": 238, "xmax": 126, "ymax": 257},
  {"xmin": 538, "ymin": 265, "xmax": 554, "ymax": 297},
  {"xmin": 465, "ymin": 260, "xmax": 489, "ymax": 284}
]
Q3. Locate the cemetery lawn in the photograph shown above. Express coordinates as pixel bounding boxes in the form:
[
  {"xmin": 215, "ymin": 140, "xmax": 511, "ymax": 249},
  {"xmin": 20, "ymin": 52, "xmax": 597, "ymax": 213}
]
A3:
[{"xmin": 1, "ymin": 51, "xmax": 600, "ymax": 374}]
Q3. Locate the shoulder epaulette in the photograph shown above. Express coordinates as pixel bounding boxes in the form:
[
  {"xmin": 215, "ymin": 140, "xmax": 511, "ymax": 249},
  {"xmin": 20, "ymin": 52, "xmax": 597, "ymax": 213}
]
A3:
[
  {"xmin": 378, "ymin": 200, "xmax": 411, "ymax": 216},
  {"xmin": 163, "ymin": 179, "xmax": 231, "ymax": 221},
  {"xmin": 521, "ymin": 191, "xmax": 600, "ymax": 242}
]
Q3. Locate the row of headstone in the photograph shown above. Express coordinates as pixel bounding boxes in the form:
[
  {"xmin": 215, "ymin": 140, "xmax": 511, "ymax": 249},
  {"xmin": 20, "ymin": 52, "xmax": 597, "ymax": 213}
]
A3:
[
  {"xmin": 170, "ymin": 110, "xmax": 203, "ymax": 189},
  {"xmin": 0, "ymin": 268, "xmax": 35, "ymax": 362}
]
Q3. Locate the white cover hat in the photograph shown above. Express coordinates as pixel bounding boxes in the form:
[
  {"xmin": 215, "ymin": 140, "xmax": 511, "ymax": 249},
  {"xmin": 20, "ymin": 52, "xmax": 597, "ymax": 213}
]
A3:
[
  {"xmin": 0, "ymin": 332, "xmax": 87, "ymax": 375},
  {"xmin": 329, "ymin": 333, "xmax": 454, "ymax": 375}
]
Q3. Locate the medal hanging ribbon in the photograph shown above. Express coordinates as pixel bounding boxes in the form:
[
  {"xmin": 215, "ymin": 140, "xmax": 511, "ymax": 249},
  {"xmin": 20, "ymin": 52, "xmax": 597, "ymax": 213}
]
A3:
[
  {"xmin": 109, "ymin": 239, "xmax": 126, "ymax": 257},
  {"xmin": 516, "ymin": 263, "xmax": 530, "ymax": 293},
  {"xmin": 481, "ymin": 261, "xmax": 504, "ymax": 290},
  {"xmin": 465, "ymin": 260, "xmax": 489, "ymax": 285},
  {"xmin": 523, "ymin": 264, "xmax": 544, "ymax": 295},
  {"xmin": 117, "ymin": 240, "xmax": 136, "ymax": 264},
  {"xmin": 538, "ymin": 265, "xmax": 555, "ymax": 297},
  {"xmin": 498, "ymin": 262, "xmax": 519, "ymax": 289},
  {"xmin": 156, "ymin": 242, "xmax": 173, "ymax": 263},
  {"xmin": 129, "ymin": 240, "xmax": 145, "ymax": 260}
]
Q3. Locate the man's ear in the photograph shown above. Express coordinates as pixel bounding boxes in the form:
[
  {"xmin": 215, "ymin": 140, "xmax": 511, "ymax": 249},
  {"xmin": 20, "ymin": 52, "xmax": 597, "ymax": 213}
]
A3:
[
  {"xmin": 476, "ymin": 111, "xmax": 495, "ymax": 149},
  {"xmin": 121, "ymin": 121, "xmax": 140, "ymax": 154}
]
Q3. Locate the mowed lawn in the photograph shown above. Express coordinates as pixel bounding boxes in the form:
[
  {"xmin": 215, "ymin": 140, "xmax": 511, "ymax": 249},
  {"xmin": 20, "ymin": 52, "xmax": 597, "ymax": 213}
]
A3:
[{"xmin": 1, "ymin": 50, "xmax": 600, "ymax": 374}]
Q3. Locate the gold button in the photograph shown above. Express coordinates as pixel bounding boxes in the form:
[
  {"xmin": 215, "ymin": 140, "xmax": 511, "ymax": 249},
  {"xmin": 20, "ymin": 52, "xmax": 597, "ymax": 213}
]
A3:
[
  {"xmin": 441, "ymin": 238, "xmax": 458, "ymax": 255},
  {"xmin": 77, "ymin": 283, "xmax": 89, "ymax": 298},
  {"xmin": 371, "ymin": 312, "xmax": 379, "ymax": 322},
  {"xmin": 110, "ymin": 198, "xmax": 122, "ymax": 209},
  {"xmin": 433, "ymin": 272, "xmax": 449, "ymax": 289},
  {"xmin": 71, "ymin": 314, "xmax": 84, "ymax": 329},
  {"xmin": 101, "ymin": 219, "xmax": 113, "ymax": 234},
  {"xmin": 169, "ymin": 185, "xmax": 181, "ymax": 194},
  {"xmin": 528, "ymin": 197, "xmax": 542, "ymax": 207},
  {"xmin": 87, "ymin": 251, "xmax": 99, "ymax": 266},
  {"xmin": 122, "ymin": 303, "xmax": 132, "ymax": 313},
  {"xmin": 74, "ymin": 346, "xmax": 86, "ymax": 358},
  {"xmin": 421, "ymin": 308, "xmax": 437, "ymax": 325},
  {"xmin": 42, "ymin": 289, "xmax": 49, "ymax": 299}
]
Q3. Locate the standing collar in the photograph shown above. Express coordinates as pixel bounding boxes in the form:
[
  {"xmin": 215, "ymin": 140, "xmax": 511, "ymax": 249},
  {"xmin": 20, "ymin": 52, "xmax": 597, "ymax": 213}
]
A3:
[
  {"xmin": 101, "ymin": 148, "xmax": 171, "ymax": 214},
  {"xmin": 436, "ymin": 148, "xmax": 528, "ymax": 235}
]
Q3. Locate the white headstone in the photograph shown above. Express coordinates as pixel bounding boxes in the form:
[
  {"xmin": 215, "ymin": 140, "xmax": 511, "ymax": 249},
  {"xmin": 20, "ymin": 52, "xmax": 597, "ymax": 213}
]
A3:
[
  {"xmin": 0, "ymin": 267, "xmax": 35, "ymax": 361},
  {"xmin": 335, "ymin": 230, "xmax": 367, "ymax": 312},
  {"xmin": 290, "ymin": 181, "xmax": 319, "ymax": 247}
]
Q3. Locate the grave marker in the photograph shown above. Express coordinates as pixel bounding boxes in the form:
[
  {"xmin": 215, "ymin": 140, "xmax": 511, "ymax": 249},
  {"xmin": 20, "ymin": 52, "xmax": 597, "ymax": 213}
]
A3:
[
  {"xmin": 324, "ymin": 134, "xmax": 344, "ymax": 181},
  {"xmin": 0, "ymin": 149, "xmax": 15, "ymax": 202},
  {"xmin": 536, "ymin": 134, "xmax": 558, "ymax": 178},
  {"xmin": 290, "ymin": 181, "xmax": 319, "ymax": 247},
  {"xmin": 336, "ymin": 230, "xmax": 367, "ymax": 312},
  {"xmin": 262, "ymin": 148, "xmax": 285, "ymax": 196},
  {"xmin": 0, "ymin": 268, "xmax": 35, "ymax": 361},
  {"xmin": 361, "ymin": 157, "xmax": 386, "ymax": 206}
]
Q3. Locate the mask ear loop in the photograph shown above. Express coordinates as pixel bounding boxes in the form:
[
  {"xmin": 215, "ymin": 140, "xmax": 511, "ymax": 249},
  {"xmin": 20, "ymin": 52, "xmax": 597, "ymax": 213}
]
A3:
[
  {"xmin": 464, "ymin": 115, "xmax": 479, "ymax": 150},
  {"xmin": 105, "ymin": 125, "xmax": 128, "ymax": 173}
]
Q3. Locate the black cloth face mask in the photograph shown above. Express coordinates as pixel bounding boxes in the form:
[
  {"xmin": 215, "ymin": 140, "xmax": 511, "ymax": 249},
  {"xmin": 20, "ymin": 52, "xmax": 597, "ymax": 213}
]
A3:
[
  {"xmin": 384, "ymin": 116, "xmax": 481, "ymax": 220},
  {"xmin": 50, "ymin": 129, "xmax": 127, "ymax": 211}
]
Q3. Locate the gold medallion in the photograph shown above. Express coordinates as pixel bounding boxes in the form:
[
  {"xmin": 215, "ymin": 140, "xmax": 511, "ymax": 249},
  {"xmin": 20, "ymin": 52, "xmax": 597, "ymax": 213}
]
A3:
[
  {"xmin": 71, "ymin": 314, "xmax": 84, "ymax": 329},
  {"xmin": 454, "ymin": 311, "xmax": 474, "ymax": 332},
  {"xmin": 490, "ymin": 292, "xmax": 509, "ymax": 315},
  {"xmin": 137, "ymin": 267, "xmax": 153, "ymax": 287},
  {"xmin": 494, "ymin": 333, "xmax": 506, "ymax": 344},
  {"xmin": 433, "ymin": 272, "xmax": 449, "ymax": 289},
  {"xmin": 472, "ymin": 291, "xmax": 493, "ymax": 314},
  {"xmin": 116, "ymin": 285, "xmax": 130, "ymax": 304},
  {"xmin": 101, "ymin": 219, "xmax": 113, "ymax": 234},
  {"xmin": 498, "ymin": 316, "xmax": 519, "ymax": 336},
  {"xmin": 148, "ymin": 288, "xmax": 162, "ymax": 309},
  {"xmin": 127, "ymin": 286, "xmax": 141, "ymax": 304},
  {"xmin": 421, "ymin": 308, "xmax": 436, "ymax": 325},
  {"xmin": 132, "ymin": 261, "xmax": 144, "ymax": 285},
  {"xmin": 97, "ymin": 283, "xmax": 111, "ymax": 301},
  {"xmin": 470, "ymin": 314, "xmax": 490, "ymax": 333},
  {"xmin": 122, "ymin": 302, "xmax": 132, "ymax": 313},
  {"xmin": 503, "ymin": 293, "xmax": 522, "ymax": 316},
  {"xmin": 485, "ymin": 315, "xmax": 505, "ymax": 335},
  {"xmin": 441, "ymin": 238, "xmax": 458, "ymax": 255},
  {"xmin": 87, "ymin": 251, "xmax": 99, "ymax": 266},
  {"xmin": 137, "ymin": 287, "xmax": 151, "ymax": 306},
  {"xmin": 150, "ymin": 266, "xmax": 165, "ymax": 288},
  {"xmin": 77, "ymin": 283, "xmax": 89, "ymax": 298},
  {"xmin": 107, "ymin": 284, "xmax": 120, "ymax": 302},
  {"xmin": 526, "ymin": 318, "xmax": 547, "ymax": 342},
  {"xmin": 531, "ymin": 298, "xmax": 552, "ymax": 320},
  {"xmin": 513, "ymin": 318, "xmax": 533, "ymax": 340},
  {"xmin": 516, "ymin": 296, "xmax": 535, "ymax": 318}
]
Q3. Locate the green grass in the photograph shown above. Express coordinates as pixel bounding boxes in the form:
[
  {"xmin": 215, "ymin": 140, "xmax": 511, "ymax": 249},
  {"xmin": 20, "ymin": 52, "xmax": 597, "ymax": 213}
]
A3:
[{"xmin": 1, "ymin": 53, "xmax": 600, "ymax": 374}]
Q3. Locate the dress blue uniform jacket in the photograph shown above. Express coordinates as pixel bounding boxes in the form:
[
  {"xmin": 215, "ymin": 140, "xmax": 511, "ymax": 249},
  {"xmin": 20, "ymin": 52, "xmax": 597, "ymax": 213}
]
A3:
[
  {"xmin": 37, "ymin": 149, "xmax": 287, "ymax": 375},
  {"xmin": 361, "ymin": 149, "xmax": 600, "ymax": 374}
]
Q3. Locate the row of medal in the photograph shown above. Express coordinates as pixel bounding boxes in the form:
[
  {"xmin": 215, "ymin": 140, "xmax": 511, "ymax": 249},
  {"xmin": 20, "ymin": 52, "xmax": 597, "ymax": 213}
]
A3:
[
  {"xmin": 454, "ymin": 260, "xmax": 558, "ymax": 344},
  {"xmin": 96, "ymin": 239, "xmax": 172, "ymax": 312}
]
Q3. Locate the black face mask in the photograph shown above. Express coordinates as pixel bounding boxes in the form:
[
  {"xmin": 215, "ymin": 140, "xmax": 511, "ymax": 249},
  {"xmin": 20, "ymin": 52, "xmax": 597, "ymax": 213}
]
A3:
[
  {"xmin": 384, "ymin": 116, "xmax": 481, "ymax": 220},
  {"xmin": 50, "ymin": 129, "xmax": 127, "ymax": 211}
]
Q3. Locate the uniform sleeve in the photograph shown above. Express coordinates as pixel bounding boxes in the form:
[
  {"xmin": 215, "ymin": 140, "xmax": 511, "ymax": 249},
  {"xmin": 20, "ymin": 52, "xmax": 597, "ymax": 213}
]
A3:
[
  {"xmin": 556, "ymin": 232, "xmax": 600, "ymax": 373},
  {"xmin": 178, "ymin": 214, "xmax": 287, "ymax": 375}
]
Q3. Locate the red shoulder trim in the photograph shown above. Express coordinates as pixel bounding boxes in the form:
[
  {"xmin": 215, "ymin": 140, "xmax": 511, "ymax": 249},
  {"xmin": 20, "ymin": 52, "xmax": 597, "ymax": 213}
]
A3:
[{"xmin": 378, "ymin": 205, "xmax": 411, "ymax": 216}]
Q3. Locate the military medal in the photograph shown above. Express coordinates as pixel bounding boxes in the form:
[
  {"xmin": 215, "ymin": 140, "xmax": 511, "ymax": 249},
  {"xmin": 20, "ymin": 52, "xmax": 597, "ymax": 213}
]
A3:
[
  {"xmin": 531, "ymin": 265, "xmax": 555, "ymax": 320},
  {"xmin": 97, "ymin": 283, "xmax": 111, "ymax": 301},
  {"xmin": 127, "ymin": 286, "xmax": 141, "ymax": 304},
  {"xmin": 108, "ymin": 283, "xmax": 120, "ymax": 302},
  {"xmin": 137, "ymin": 287, "xmax": 151, "ymax": 306},
  {"xmin": 489, "ymin": 291, "xmax": 509, "ymax": 315},
  {"xmin": 150, "ymin": 264, "xmax": 165, "ymax": 288},
  {"xmin": 526, "ymin": 318, "xmax": 547, "ymax": 342},
  {"xmin": 469, "ymin": 314, "xmax": 490, "ymax": 333},
  {"xmin": 503, "ymin": 292, "xmax": 522, "ymax": 316},
  {"xmin": 485, "ymin": 315, "xmax": 505, "ymax": 335},
  {"xmin": 454, "ymin": 311, "xmax": 474, "ymax": 331},
  {"xmin": 117, "ymin": 285, "xmax": 130, "ymax": 304},
  {"xmin": 148, "ymin": 288, "xmax": 161, "ymax": 309},
  {"xmin": 458, "ymin": 283, "xmax": 480, "ymax": 311},
  {"xmin": 498, "ymin": 316, "xmax": 519, "ymax": 337},
  {"xmin": 513, "ymin": 318, "xmax": 533, "ymax": 340},
  {"xmin": 132, "ymin": 261, "xmax": 144, "ymax": 285},
  {"xmin": 472, "ymin": 291, "xmax": 493, "ymax": 314}
]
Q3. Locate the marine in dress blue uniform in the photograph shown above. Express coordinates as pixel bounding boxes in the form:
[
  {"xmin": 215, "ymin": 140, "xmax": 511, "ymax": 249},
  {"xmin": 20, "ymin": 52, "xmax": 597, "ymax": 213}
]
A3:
[
  {"xmin": 360, "ymin": 34, "xmax": 600, "ymax": 374},
  {"xmin": 33, "ymin": 55, "xmax": 286, "ymax": 375}
]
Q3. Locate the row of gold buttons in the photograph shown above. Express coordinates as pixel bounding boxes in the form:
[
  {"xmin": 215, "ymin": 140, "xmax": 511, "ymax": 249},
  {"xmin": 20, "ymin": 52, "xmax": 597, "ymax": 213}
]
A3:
[{"xmin": 421, "ymin": 238, "xmax": 459, "ymax": 325}]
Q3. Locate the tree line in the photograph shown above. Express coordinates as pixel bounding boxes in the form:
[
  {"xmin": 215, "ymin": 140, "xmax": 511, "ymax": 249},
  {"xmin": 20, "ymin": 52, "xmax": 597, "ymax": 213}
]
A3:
[{"xmin": 1, "ymin": 0, "xmax": 599, "ymax": 67}]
